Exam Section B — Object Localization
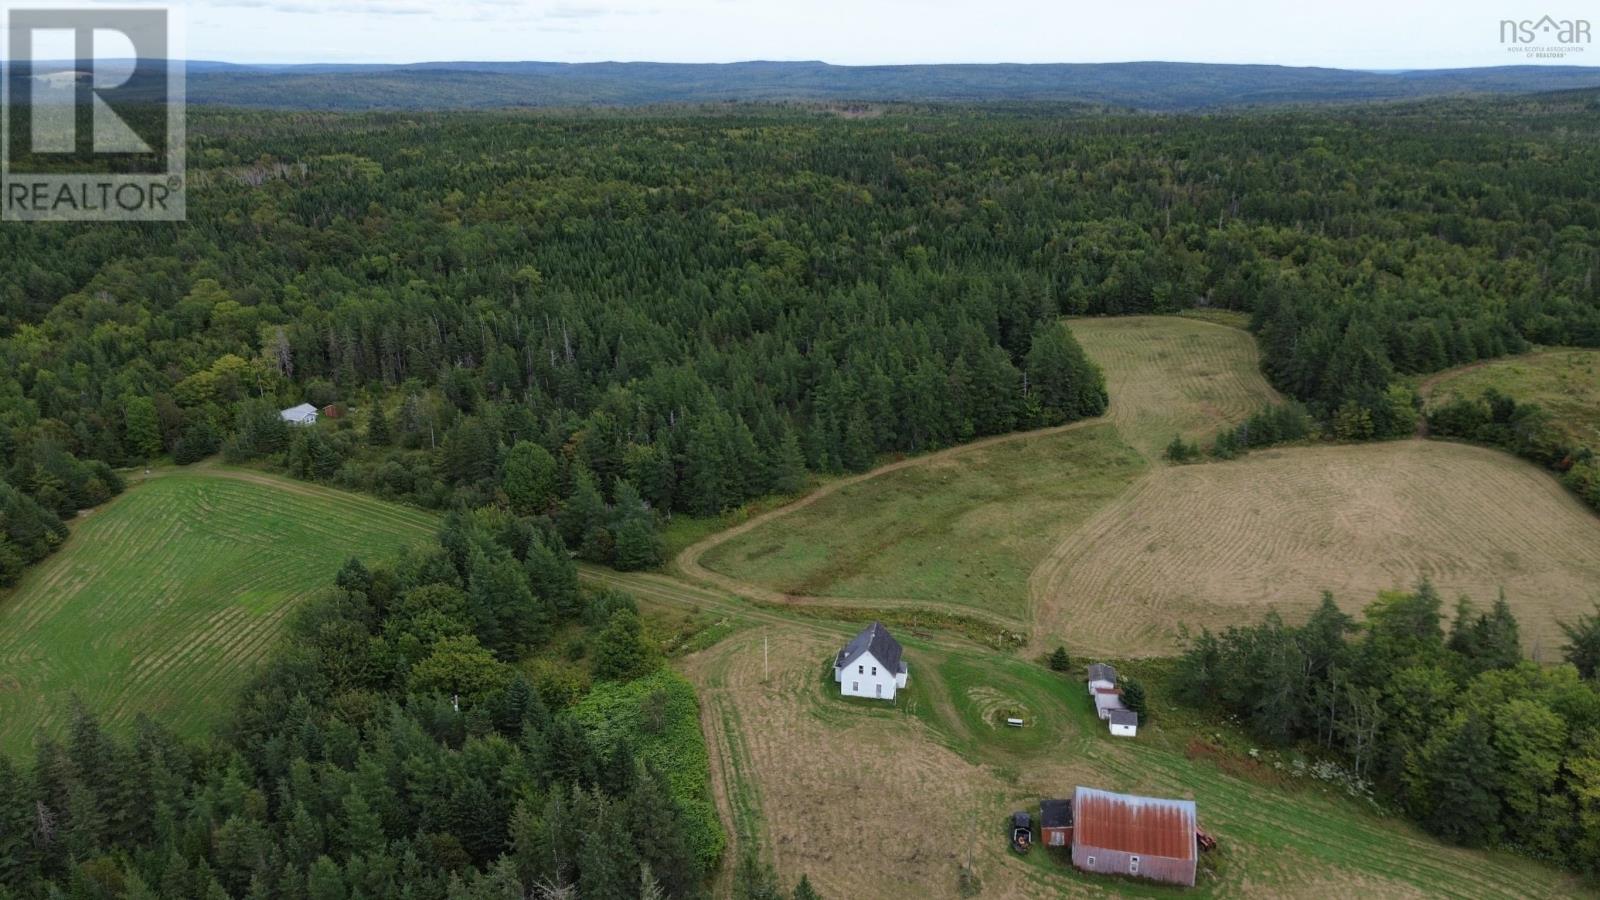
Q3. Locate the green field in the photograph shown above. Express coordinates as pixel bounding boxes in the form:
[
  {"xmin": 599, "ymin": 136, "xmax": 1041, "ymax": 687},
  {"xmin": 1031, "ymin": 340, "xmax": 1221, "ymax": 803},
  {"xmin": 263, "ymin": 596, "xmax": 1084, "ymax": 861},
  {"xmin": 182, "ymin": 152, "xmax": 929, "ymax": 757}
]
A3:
[
  {"xmin": 697, "ymin": 423, "xmax": 1146, "ymax": 623},
  {"xmin": 1422, "ymin": 348, "xmax": 1600, "ymax": 448},
  {"xmin": 0, "ymin": 467, "xmax": 436, "ymax": 756}
]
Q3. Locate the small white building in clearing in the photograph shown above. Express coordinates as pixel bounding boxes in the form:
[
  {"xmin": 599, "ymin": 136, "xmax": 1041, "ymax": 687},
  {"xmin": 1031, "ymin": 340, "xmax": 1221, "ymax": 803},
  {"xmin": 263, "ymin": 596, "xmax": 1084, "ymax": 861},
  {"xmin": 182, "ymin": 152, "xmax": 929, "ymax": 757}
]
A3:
[
  {"xmin": 280, "ymin": 403, "xmax": 319, "ymax": 426},
  {"xmin": 833, "ymin": 621, "xmax": 908, "ymax": 701},
  {"xmin": 1087, "ymin": 662, "xmax": 1117, "ymax": 696},
  {"xmin": 1108, "ymin": 708, "xmax": 1139, "ymax": 738}
]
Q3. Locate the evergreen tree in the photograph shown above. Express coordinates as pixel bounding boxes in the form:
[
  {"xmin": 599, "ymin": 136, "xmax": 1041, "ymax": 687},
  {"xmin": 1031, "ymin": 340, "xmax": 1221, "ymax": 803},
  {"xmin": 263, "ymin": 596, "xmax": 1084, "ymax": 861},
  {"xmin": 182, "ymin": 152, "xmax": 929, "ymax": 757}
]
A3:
[
  {"xmin": 1559, "ymin": 604, "xmax": 1600, "ymax": 680},
  {"xmin": 502, "ymin": 441, "xmax": 558, "ymax": 516},
  {"xmin": 1121, "ymin": 677, "xmax": 1148, "ymax": 719},
  {"xmin": 793, "ymin": 875, "xmax": 821, "ymax": 900},
  {"xmin": 1048, "ymin": 646, "xmax": 1071, "ymax": 672},
  {"xmin": 591, "ymin": 610, "xmax": 653, "ymax": 682},
  {"xmin": 123, "ymin": 396, "xmax": 163, "ymax": 460},
  {"xmin": 1415, "ymin": 715, "xmax": 1502, "ymax": 847},
  {"xmin": 366, "ymin": 402, "xmax": 391, "ymax": 447}
]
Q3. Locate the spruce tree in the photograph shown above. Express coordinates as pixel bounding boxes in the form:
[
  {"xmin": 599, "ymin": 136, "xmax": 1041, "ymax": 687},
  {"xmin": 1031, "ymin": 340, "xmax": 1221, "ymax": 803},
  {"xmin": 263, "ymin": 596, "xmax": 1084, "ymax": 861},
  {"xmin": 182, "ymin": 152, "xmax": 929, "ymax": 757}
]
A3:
[
  {"xmin": 1417, "ymin": 715, "xmax": 1501, "ymax": 847},
  {"xmin": 1048, "ymin": 646, "xmax": 1071, "ymax": 672}
]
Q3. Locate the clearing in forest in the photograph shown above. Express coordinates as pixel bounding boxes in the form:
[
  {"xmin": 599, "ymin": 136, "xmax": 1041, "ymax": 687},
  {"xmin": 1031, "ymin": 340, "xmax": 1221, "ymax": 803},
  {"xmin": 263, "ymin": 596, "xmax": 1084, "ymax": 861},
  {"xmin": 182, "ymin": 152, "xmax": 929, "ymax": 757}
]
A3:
[
  {"xmin": 1068, "ymin": 315, "xmax": 1283, "ymax": 459},
  {"xmin": 1420, "ymin": 348, "xmax": 1600, "ymax": 448},
  {"xmin": 0, "ymin": 466, "xmax": 436, "ymax": 756},
  {"xmin": 681, "ymin": 624, "xmax": 1586, "ymax": 899}
]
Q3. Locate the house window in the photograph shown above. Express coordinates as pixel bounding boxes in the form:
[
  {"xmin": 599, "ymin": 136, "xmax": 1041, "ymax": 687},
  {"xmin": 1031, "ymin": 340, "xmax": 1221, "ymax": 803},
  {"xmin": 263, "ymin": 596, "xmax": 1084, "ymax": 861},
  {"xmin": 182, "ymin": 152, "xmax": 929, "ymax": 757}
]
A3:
[
  {"xmin": 857, "ymin": 665, "xmax": 863, "ymax": 674},
  {"xmin": 1129, "ymin": 856, "xmax": 1140, "ymax": 875},
  {"xmin": 871, "ymin": 666, "xmax": 877, "ymax": 675},
  {"xmin": 1086, "ymin": 856, "xmax": 1095, "ymax": 869}
]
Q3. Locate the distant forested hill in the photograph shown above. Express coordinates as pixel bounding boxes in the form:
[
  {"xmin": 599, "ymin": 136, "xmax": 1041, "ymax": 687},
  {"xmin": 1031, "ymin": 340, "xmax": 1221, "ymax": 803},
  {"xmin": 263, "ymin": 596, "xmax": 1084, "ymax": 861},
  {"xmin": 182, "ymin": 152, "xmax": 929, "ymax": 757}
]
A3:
[{"xmin": 179, "ymin": 60, "xmax": 1600, "ymax": 110}]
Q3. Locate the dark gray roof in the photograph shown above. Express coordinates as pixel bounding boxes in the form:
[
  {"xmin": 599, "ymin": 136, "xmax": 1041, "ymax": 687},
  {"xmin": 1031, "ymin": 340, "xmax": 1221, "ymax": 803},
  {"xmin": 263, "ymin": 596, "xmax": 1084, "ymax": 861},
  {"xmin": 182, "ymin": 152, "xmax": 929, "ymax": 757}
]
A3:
[
  {"xmin": 1087, "ymin": 662, "xmax": 1117, "ymax": 683},
  {"xmin": 1109, "ymin": 709, "xmax": 1139, "ymax": 728},
  {"xmin": 1040, "ymin": 798, "xmax": 1073, "ymax": 828},
  {"xmin": 835, "ymin": 622, "xmax": 904, "ymax": 675}
]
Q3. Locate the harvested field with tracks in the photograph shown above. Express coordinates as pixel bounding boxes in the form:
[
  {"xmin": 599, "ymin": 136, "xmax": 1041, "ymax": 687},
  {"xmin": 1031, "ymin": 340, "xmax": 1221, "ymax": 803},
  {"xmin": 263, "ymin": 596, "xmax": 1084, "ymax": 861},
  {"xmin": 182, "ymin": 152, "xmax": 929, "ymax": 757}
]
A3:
[
  {"xmin": 1030, "ymin": 440, "xmax": 1600, "ymax": 657},
  {"xmin": 0, "ymin": 466, "xmax": 436, "ymax": 755}
]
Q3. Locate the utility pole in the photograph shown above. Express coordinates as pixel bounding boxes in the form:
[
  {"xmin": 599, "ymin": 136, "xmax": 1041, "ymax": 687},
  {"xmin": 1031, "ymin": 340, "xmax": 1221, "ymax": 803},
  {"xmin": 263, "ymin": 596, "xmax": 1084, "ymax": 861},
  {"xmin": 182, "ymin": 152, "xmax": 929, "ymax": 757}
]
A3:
[{"xmin": 763, "ymin": 629, "xmax": 769, "ymax": 681}]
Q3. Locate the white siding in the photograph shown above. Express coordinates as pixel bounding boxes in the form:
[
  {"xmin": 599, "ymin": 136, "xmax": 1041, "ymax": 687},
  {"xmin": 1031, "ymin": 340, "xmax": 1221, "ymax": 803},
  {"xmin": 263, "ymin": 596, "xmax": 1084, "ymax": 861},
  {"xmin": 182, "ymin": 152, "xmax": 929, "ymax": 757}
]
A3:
[
  {"xmin": 839, "ymin": 650, "xmax": 899, "ymax": 701},
  {"xmin": 1110, "ymin": 722, "xmax": 1137, "ymax": 737}
]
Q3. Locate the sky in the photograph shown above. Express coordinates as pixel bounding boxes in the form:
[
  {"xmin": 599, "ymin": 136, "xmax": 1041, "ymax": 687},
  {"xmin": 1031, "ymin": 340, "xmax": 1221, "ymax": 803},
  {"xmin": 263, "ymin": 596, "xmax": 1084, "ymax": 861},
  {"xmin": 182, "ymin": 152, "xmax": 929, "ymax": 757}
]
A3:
[{"xmin": 6, "ymin": 0, "xmax": 1598, "ymax": 68}]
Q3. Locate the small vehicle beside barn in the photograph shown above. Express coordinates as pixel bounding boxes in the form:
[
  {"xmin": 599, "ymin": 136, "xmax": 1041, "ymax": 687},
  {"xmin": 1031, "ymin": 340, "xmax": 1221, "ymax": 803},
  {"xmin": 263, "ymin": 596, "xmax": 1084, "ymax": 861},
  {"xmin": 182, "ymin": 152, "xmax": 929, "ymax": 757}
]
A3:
[{"xmin": 1009, "ymin": 811, "xmax": 1032, "ymax": 854}]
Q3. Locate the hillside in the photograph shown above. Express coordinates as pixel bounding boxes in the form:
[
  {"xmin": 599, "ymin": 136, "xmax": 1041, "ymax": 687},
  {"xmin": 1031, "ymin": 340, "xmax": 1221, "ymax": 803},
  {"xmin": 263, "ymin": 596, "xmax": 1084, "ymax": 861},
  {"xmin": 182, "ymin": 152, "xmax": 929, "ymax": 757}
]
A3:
[
  {"xmin": 0, "ymin": 467, "xmax": 436, "ymax": 755},
  {"xmin": 177, "ymin": 61, "xmax": 1600, "ymax": 110}
]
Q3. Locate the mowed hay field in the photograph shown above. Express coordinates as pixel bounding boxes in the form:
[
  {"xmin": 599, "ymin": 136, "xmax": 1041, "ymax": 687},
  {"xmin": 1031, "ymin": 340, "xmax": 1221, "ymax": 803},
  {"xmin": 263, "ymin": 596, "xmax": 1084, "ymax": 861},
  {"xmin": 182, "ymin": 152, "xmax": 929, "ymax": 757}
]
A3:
[
  {"xmin": 0, "ymin": 467, "xmax": 436, "ymax": 755},
  {"xmin": 1031, "ymin": 439, "xmax": 1600, "ymax": 657},
  {"xmin": 1069, "ymin": 315, "xmax": 1283, "ymax": 458},
  {"xmin": 687, "ymin": 625, "xmax": 1586, "ymax": 899},
  {"xmin": 1421, "ymin": 348, "xmax": 1600, "ymax": 447},
  {"xmin": 697, "ymin": 424, "xmax": 1146, "ymax": 624}
]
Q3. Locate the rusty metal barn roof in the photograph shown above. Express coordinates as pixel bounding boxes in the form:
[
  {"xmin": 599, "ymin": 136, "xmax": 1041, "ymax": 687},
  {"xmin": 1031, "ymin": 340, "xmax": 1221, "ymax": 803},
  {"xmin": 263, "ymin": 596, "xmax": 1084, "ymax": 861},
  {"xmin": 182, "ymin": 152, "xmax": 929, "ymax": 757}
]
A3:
[{"xmin": 1072, "ymin": 786, "xmax": 1196, "ymax": 860}]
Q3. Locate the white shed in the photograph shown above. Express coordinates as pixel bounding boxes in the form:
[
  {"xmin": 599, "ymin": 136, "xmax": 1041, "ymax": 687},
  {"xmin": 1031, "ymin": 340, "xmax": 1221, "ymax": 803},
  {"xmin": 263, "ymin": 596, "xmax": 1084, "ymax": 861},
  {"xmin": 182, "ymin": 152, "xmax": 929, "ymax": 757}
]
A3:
[
  {"xmin": 1108, "ymin": 708, "xmax": 1139, "ymax": 738},
  {"xmin": 280, "ymin": 403, "xmax": 319, "ymax": 426},
  {"xmin": 833, "ymin": 622, "xmax": 909, "ymax": 701},
  {"xmin": 1087, "ymin": 662, "xmax": 1117, "ymax": 696}
]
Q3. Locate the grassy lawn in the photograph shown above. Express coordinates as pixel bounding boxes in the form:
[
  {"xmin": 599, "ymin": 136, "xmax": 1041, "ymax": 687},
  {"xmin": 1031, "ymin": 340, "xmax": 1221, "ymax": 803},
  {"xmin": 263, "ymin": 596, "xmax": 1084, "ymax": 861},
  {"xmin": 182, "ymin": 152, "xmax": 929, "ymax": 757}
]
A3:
[
  {"xmin": 0, "ymin": 466, "xmax": 437, "ymax": 756},
  {"xmin": 1421, "ymin": 348, "xmax": 1600, "ymax": 448},
  {"xmin": 699, "ymin": 424, "xmax": 1146, "ymax": 623}
]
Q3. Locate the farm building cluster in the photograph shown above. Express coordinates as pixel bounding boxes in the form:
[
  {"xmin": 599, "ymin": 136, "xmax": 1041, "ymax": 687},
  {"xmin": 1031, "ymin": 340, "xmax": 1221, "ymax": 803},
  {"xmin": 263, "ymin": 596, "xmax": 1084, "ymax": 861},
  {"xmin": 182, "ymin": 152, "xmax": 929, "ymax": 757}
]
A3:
[
  {"xmin": 1088, "ymin": 662, "xmax": 1138, "ymax": 736},
  {"xmin": 1015, "ymin": 786, "xmax": 1213, "ymax": 887},
  {"xmin": 829, "ymin": 629, "xmax": 1139, "ymax": 741}
]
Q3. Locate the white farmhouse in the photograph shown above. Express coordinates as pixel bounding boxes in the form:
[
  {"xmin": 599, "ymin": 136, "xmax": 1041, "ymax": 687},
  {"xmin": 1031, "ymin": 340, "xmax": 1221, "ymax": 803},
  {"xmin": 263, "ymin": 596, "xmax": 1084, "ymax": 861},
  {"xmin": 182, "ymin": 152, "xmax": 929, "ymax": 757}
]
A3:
[
  {"xmin": 280, "ymin": 403, "xmax": 319, "ymax": 426},
  {"xmin": 833, "ymin": 622, "xmax": 908, "ymax": 701}
]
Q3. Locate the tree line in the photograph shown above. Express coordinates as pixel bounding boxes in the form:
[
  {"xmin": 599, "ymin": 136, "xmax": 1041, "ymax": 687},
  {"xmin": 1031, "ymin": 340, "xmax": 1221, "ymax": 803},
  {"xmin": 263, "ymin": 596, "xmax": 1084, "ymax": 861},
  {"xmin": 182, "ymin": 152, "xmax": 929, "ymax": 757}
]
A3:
[
  {"xmin": 1175, "ymin": 583, "xmax": 1600, "ymax": 872},
  {"xmin": 1427, "ymin": 388, "xmax": 1599, "ymax": 516}
]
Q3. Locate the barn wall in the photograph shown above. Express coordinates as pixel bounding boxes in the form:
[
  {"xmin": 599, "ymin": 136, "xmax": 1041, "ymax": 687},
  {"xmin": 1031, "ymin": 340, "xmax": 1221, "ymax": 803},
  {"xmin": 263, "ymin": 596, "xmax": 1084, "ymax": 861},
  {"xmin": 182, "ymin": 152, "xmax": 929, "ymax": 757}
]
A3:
[{"xmin": 1072, "ymin": 845, "xmax": 1196, "ymax": 887}]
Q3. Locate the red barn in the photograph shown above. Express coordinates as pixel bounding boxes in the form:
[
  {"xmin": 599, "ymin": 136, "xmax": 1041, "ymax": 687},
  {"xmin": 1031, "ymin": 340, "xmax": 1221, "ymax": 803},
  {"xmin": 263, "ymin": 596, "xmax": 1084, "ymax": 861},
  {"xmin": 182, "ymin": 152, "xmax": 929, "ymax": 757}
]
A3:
[{"xmin": 1070, "ymin": 786, "xmax": 1198, "ymax": 887}]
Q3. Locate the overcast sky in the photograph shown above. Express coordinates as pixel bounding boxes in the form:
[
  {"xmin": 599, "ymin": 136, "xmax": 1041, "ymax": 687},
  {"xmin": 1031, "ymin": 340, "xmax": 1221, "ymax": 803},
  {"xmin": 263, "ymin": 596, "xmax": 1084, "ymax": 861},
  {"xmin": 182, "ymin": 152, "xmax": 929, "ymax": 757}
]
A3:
[{"xmin": 10, "ymin": 0, "xmax": 1600, "ymax": 68}]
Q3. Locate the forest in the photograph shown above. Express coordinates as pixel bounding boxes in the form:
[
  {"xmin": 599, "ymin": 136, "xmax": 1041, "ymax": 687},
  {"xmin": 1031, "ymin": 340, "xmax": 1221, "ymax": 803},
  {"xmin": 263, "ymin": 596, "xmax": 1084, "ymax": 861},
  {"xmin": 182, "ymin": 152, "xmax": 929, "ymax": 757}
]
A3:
[
  {"xmin": 0, "ymin": 503, "xmax": 784, "ymax": 899},
  {"xmin": 1175, "ymin": 584, "xmax": 1600, "ymax": 874},
  {"xmin": 3, "ymin": 97, "xmax": 1598, "ymax": 588}
]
